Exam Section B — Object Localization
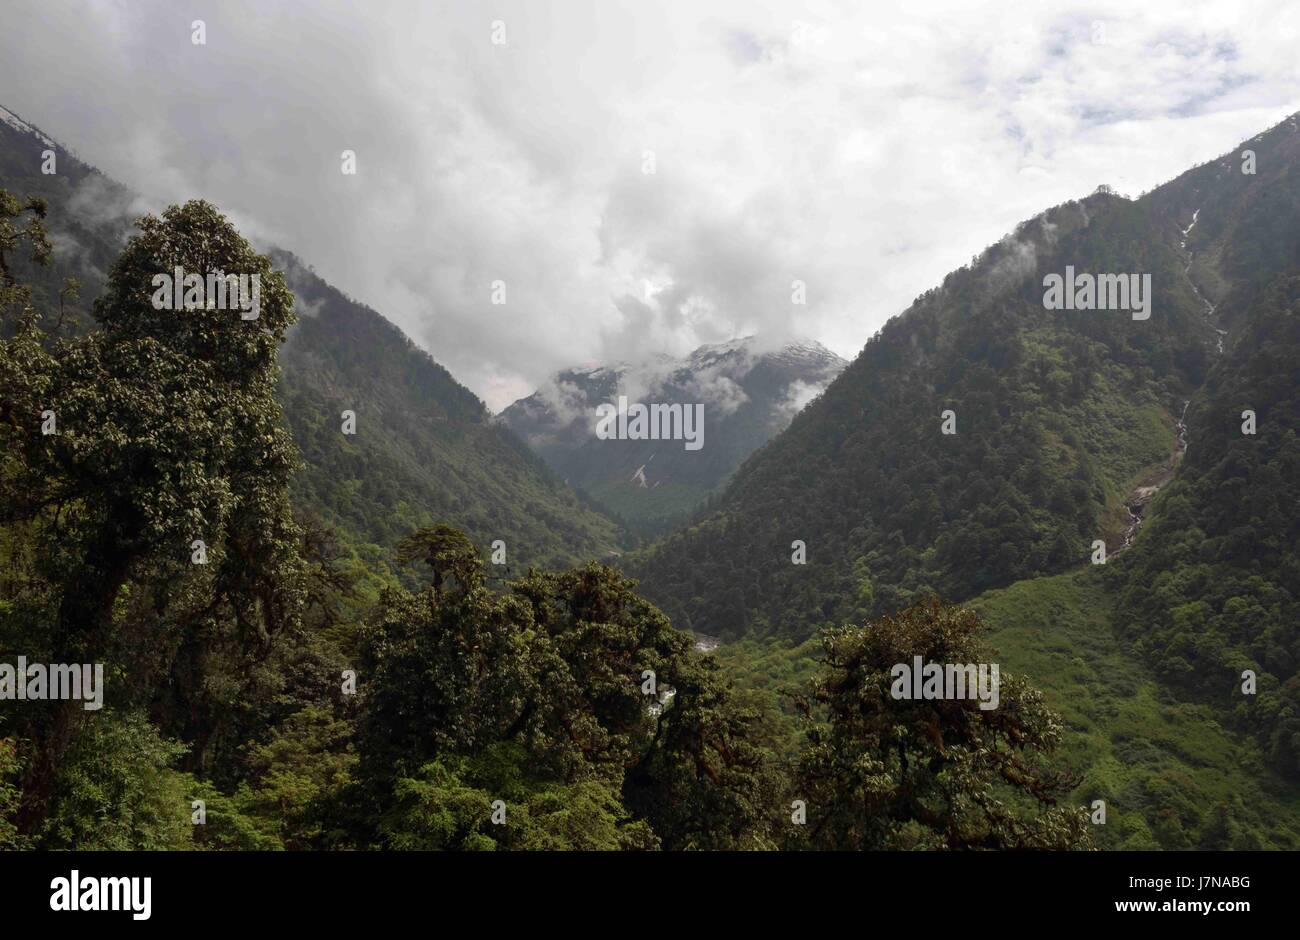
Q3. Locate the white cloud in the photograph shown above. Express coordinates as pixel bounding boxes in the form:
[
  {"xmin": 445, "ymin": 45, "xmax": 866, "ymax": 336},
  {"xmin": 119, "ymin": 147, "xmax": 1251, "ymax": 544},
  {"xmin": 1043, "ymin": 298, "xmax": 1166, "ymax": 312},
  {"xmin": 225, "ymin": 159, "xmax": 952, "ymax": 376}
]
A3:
[
  {"xmin": 773, "ymin": 377, "xmax": 831, "ymax": 422},
  {"xmin": 3, "ymin": 0, "xmax": 1299, "ymax": 408}
]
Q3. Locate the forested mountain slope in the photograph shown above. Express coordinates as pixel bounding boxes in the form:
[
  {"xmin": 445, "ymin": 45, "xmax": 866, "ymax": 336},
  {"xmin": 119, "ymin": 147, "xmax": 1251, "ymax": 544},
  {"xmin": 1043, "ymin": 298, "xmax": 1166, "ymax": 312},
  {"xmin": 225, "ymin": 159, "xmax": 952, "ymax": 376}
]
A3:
[
  {"xmin": 633, "ymin": 113, "xmax": 1300, "ymax": 806},
  {"xmin": 272, "ymin": 251, "xmax": 620, "ymax": 568},
  {"xmin": 0, "ymin": 105, "xmax": 620, "ymax": 570},
  {"xmin": 631, "ymin": 115, "xmax": 1300, "ymax": 644},
  {"xmin": 1112, "ymin": 273, "xmax": 1300, "ymax": 775}
]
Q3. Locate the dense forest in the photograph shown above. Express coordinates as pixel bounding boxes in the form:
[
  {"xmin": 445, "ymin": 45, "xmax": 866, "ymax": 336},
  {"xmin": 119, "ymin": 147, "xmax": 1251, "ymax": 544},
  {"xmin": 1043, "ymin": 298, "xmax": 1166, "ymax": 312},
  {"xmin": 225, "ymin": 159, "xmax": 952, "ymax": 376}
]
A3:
[
  {"xmin": 626, "ymin": 115, "xmax": 1300, "ymax": 845},
  {"xmin": 0, "ymin": 194, "xmax": 1090, "ymax": 848},
  {"xmin": 629, "ymin": 188, "xmax": 1217, "ymax": 639},
  {"xmin": 1, "ymin": 104, "xmax": 1298, "ymax": 852}
]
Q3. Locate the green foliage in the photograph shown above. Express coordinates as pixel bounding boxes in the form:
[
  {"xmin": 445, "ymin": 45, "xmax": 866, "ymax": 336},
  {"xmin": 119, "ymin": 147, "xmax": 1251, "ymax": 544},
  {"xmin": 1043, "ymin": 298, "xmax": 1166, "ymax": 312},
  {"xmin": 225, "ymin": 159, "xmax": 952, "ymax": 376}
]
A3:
[
  {"xmin": 0, "ymin": 197, "xmax": 312, "ymax": 832},
  {"xmin": 1115, "ymin": 273, "xmax": 1300, "ymax": 777},
  {"xmin": 631, "ymin": 192, "xmax": 1207, "ymax": 639},
  {"xmin": 4, "ymin": 104, "xmax": 1300, "ymax": 853},
  {"xmin": 0, "ymin": 724, "xmax": 25, "ymax": 849},
  {"xmin": 794, "ymin": 599, "xmax": 1092, "ymax": 849},
  {"xmin": 623, "ymin": 114, "xmax": 1300, "ymax": 847},
  {"xmin": 185, "ymin": 704, "xmax": 357, "ymax": 851},
  {"xmin": 0, "ymin": 189, "xmax": 50, "ymax": 289},
  {"xmin": 274, "ymin": 251, "xmax": 622, "ymax": 571},
  {"xmin": 38, "ymin": 710, "xmax": 193, "ymax": 850},
  {"xmin": 379, "ymin": 745, "xmax": 657, "ymax": 851},
  {"xmin": 354, "ymin": 534, "xmax": 781, "ymax": 849},
  {"xmin": 1, "ymin": 184, "xmax": 777, "ymax": 852},
  {"xmin": 973, "ymin": 569, "xmax": 1300, "ymax": 849},
  {"xmin": 710, "ymin": 636, "xmax": 820, "ymax": 764}
]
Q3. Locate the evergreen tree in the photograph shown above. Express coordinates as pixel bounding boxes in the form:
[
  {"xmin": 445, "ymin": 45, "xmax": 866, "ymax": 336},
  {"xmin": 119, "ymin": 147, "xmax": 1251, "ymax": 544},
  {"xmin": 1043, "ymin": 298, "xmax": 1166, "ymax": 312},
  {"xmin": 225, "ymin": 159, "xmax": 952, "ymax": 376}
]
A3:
[{"xmin": 795, "ymin": 599, "xmax": 1092, "ymax": 849}]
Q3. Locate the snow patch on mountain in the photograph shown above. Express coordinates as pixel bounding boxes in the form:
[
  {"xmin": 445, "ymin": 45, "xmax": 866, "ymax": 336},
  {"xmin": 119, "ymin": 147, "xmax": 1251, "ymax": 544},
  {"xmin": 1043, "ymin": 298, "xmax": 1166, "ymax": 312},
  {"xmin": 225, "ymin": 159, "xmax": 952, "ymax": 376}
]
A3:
[{"xmin": 0, "ymin": 105, "xmax": 56, "ymax": 147}]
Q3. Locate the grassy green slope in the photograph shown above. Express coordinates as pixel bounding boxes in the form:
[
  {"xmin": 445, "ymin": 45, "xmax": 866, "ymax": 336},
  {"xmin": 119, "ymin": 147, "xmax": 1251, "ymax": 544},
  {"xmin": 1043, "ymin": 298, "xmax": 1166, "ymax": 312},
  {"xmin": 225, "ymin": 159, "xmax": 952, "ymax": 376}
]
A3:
[
  {"xmin": 972, "ymin": 569, "xmax": 1300, "ymax": 849},
  {"xmin": 711, "ymin": 565, "xmax": 1300, "ymax": 849}
]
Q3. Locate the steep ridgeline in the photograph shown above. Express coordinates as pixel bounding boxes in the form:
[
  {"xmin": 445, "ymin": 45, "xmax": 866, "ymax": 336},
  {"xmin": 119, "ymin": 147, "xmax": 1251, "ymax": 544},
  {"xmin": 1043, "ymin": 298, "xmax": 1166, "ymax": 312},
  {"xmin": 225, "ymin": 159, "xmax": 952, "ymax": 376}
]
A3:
[
  {"xmin": 631, "ymin": 118, "xmax": 1300, "ymax": 640},
  {"xmin": 0, "ymin": 105, "xmax": 620, "ymax": 570},
  {"xmin": 0, "ymin": 106, "xmax": 136, "ymax": 330},
  {"xmin": 500, "ymin": 338, "xmax": 845, "ymax": 538},
  {"xmin": 273, "ymin": 251, "xmax": 620, "ymax": 567}
]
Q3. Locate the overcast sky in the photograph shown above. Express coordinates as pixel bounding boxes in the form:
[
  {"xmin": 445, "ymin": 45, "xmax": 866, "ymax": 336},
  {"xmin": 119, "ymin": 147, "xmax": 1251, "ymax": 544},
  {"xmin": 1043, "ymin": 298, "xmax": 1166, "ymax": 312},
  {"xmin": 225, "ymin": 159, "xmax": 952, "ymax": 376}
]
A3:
[{"xmin": 4, "ymin": 0, "xmax": 1300, "ymax": 409}]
